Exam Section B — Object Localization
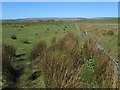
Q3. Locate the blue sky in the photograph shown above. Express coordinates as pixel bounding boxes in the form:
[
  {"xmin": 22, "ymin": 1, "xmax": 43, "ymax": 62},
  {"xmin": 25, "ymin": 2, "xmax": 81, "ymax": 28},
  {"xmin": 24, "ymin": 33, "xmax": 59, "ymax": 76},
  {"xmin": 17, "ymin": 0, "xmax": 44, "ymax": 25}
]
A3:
[{"xmin": 2, "ymin": 2, "xmax": 118, "ymax": 19}]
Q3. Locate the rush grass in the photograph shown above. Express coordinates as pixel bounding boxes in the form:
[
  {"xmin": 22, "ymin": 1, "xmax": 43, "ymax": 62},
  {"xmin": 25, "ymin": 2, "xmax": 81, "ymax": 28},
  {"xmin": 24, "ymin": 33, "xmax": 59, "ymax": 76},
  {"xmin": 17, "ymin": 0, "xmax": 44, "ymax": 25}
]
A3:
[{"xmin": 25, "ymin": 32, "xmax": 116, "ymax": 88}]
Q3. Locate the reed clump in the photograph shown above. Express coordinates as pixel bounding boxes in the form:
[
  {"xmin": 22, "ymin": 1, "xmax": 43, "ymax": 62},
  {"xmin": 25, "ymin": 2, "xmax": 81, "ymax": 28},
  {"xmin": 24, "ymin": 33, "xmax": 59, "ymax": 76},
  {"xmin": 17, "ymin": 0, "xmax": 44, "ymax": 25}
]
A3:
[{"xmin": 37, "ymin": 32, "xmax": 83, "ymax": 88}]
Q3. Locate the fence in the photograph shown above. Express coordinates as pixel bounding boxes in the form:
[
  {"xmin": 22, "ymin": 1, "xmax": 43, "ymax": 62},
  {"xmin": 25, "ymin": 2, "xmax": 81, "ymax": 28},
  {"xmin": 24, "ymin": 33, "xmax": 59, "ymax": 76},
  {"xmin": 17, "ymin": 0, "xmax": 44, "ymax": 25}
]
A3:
[{"xmin": 78, "ymin": 24, "xmax": 119, "ymax": 88}]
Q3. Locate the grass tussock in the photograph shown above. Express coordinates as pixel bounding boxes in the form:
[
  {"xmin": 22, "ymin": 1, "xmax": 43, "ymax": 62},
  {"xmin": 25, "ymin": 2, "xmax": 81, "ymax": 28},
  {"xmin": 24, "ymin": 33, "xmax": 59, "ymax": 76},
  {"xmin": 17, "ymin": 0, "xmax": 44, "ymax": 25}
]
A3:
[
  {"xmin": 29, "ymin": 32, "xmax": 116, "ymax": 88},
  {"xmin": 82, "ymin": 38, "xmax": 116, "ymax": 88},
  {"xmin": 10, "ymin": 31, "xmax": 116, "ymax": 88},
  {"xmin": 40, "ymin": 52, "xmax": 81, "ymax": 88},
  {"xmin": 31, "ymin": 32, "xmax": 83, "ymax": 88},
  {"xmin": 82, "ymin": 38, "xmax": 98, "ymax": 60},
  {"xmin": 2, "ymin": 44, "xmax": 16, "ymax": 62},
  {"xmin": 2, "ymin": 44, "xmax": 16, "ymax": 87},
  {"xmin": 30, "ymin": 40, "xmax": 47, "ymax": 60},
  {"xmin": 2, "ymin": 44, "xmax": 25, "ymax": 88},
  {"xmin": 94, "ymin": 52, "xmax": 115, "ymax": 88}
]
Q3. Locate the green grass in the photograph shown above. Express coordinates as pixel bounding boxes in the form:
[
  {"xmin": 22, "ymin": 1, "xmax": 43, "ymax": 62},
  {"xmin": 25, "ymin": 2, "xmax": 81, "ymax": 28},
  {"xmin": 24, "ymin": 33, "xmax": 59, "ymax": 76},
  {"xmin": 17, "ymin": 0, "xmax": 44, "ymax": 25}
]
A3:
[
  {"xmin": 79, "ymin": 18, "xmax": 118, "ymax": 60},
  {"xmin": 2, "ymin": 19, "xmax": 118, "ymax": 88},
  {"xmin": 3, "ymin": 21, "xmax": 76, "ymax": 55},
  {"xmin": 102, "ymin": 34, "xmax": 118, "ymax": 59},
  {"xmin": 2, "ymin": 21, "xmax": 77, "ymax": 88}
]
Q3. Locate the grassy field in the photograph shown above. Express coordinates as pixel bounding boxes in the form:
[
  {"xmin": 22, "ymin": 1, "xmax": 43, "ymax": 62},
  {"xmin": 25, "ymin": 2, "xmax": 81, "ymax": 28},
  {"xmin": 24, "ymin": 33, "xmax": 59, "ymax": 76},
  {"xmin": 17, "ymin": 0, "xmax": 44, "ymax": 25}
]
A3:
[
  {"xmin": 3, "ymin": 21, "xmax": 76, "ymax": 54},
  {"xmin": 77, "ymin": 18, "xmax": 118, "ymax": 60},
  {"xmin": 2, "ymin": 21, "xmax": 79, "ymax": 88},
  {"xmin": 2, "ymin": 18, "xmax": 119, "ymax": 88},
  {"xmin": 3, "ymin": 19, "xmax": 118, "ymax": 58}
]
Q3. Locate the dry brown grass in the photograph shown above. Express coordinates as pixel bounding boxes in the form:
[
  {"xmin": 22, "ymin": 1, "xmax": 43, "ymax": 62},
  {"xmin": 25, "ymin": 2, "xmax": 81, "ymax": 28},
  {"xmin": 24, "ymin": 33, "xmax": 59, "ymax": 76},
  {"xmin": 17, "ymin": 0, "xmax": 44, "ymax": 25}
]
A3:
[
  {"xmin": 2, "ymin": 44, "xmax": 16, "ymax": 87},
  {"xmin": 94, "ymin": 52, "xmax": 115, "ymax": 88},
  {"xmin": 35, "ymin": 32, "xmax": 83, "ymax": 88},
  {"xmin": 29, "ymin": 31, "xmax": 117, "ymax": 88},
  {"xmin": 76, "ymin": 22, "xmax": 118, "ymax": 88},
  {"xmin": 30, "ymin": 40, "xmax": 47, "ymax": 60},
  {"xmin": 78, "ymin": 22, "xmax": 117, "ymax": 43},
  {"xmin": 82, "ymin": 38, "xmax": 116, "ymax": 88},
  {"xmin": 82, "ymin": 38, "xmax": 98, "ymax": 60},
  {"xmin": 40, "ymin": 52, "xmax": 81, "ymax": 88}
]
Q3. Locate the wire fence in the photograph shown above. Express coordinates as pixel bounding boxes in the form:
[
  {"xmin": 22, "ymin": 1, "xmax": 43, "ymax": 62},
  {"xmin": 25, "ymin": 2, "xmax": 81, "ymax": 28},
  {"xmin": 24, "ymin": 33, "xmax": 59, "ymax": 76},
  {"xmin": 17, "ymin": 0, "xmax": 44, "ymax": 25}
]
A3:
[{"xmin": 78, "ymin": 25, "xmax": 119, "ymax": 88}]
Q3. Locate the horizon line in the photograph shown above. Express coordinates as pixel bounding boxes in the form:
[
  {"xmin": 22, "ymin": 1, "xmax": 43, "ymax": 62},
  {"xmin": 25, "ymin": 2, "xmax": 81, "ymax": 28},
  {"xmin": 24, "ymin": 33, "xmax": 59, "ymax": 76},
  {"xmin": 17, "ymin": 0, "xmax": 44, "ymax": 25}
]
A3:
[{"xmin": 2, "ymin": 16, "xmax": 118, "ymax": 20}]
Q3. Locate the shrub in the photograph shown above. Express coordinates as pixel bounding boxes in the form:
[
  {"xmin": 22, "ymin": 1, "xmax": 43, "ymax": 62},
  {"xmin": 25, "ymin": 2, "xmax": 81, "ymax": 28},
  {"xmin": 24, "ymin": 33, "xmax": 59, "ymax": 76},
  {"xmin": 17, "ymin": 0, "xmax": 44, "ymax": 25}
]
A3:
[{"xmin": 11, "ymin": 35, "xmax": 17, "ymax": 40}]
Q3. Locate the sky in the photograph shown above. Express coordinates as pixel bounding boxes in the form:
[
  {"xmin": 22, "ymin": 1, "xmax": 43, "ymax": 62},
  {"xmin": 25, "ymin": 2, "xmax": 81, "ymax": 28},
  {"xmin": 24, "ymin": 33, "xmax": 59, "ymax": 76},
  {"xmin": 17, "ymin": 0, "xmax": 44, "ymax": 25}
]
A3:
[
  {"xmin": 2, "ymin": 2, "xmax": 118, "ymax": 19},
  {"xmin": 1, "ymin": 0, "xmax": 119, "ymax": 2}
]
